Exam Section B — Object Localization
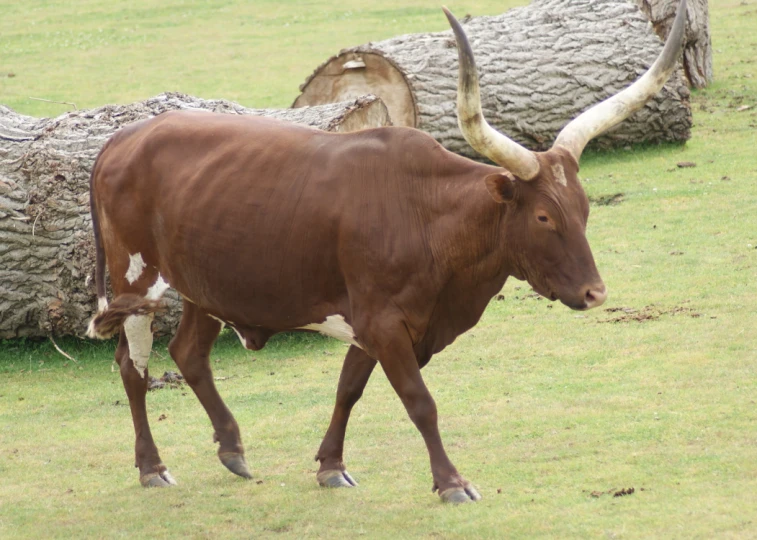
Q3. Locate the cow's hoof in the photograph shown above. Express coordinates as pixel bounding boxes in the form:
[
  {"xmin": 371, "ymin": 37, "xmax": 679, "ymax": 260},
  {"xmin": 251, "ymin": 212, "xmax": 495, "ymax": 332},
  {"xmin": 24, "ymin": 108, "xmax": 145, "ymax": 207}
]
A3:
[
  {"xmin": 317, "ymin": 469, "xmax": 358, "ymax": 488},
  {"xmin": 140, "ymin": 470, "xmax": 178, "ymax": 487},
  {"xmin": 439, "ymin": 486, "xmax": 482, "ymax": 503},
  {"xmin": 219, "ymin": 452, "xmax": 253, "ymax": 479}
]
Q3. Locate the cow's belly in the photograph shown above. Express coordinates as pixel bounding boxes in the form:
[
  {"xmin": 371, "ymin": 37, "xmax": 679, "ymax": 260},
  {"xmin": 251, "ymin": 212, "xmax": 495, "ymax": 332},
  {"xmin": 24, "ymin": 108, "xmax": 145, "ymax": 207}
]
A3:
[
  {"xmin": 169, "ymin": 263, "xmax": 358, "ymax": 350},
  {"xmin": 210, "ymin": 312, "xmax": 361, "ymax": 351}
]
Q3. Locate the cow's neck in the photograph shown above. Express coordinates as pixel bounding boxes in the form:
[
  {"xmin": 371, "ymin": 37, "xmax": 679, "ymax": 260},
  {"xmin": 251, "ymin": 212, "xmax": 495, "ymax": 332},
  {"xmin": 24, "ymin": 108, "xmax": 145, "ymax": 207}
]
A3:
[
  {"xmin": 415, "ymin": 167, "xmax": 516, "ymax": 360},
  {"xmin": 430, "ymin": 165, "xmax": 516, "ymax": 285}
]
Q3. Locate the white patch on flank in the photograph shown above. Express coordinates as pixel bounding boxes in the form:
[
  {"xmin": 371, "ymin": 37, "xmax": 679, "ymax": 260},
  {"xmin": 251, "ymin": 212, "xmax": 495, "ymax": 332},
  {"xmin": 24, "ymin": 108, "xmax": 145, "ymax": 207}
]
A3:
[
  {"xmin": 552, "ymin": 163, "xmax": 567, "ymax": 187},
  {"xmin": 207, "ymin": 314, "xmax": 226, "ymax": 331},
  {"xmin": 123, "ymin": 313, "xmax": 154, "ymax": 378},
  {"xmin": 231, "ymin": 327, "xmax": 249, "ymax": 349},
  {"xmin": 97, "ymin": 297, "xmax": 108, "ymax": 313},
  {"xmin": 299, "ymin": 315, "xmax": 361, "ymax": 348},
  {"xmin": 146, "ymin": 273, "xmax": 170, "ymax": 301},
  {"xmin": 125, "ymin": 253, "xmax": 146, "ymax": 284}
]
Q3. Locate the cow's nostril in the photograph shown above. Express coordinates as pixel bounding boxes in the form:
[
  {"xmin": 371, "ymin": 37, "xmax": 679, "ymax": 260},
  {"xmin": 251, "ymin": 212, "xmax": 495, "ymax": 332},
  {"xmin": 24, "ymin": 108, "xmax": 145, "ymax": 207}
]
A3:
[{"xmin": 584, "ymin": 285, "xmax": 607, "ymax": 309}]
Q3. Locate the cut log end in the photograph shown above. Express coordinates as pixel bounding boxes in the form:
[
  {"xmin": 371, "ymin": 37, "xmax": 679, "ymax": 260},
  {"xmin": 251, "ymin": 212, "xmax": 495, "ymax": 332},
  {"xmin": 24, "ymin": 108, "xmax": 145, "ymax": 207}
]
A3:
[
  {"xmin": 294, "ymin": 52, "xmax": 417, "ymax": 128},
  {"xmin": 329, "ymin": 94, "xmax": 394, "ymax": 132}
]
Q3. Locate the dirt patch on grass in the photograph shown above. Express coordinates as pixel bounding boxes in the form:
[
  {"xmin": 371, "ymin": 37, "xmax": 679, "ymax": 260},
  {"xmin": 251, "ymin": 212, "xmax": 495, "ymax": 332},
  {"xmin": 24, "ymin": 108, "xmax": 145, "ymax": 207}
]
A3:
[
  {"xmin": 588, "ymin": 193, "xmax": 624, "ymax": 206},
  {"xmin": 588, "ymin": 487, "xmax": 638, "ymax": 498},
  {"xmin": 148, "ymin": 371, "xmax": 184, "ymax": 390},
  {"xmin": 600, "ymin": 305, "xmax": 701, "ymax": 323}
]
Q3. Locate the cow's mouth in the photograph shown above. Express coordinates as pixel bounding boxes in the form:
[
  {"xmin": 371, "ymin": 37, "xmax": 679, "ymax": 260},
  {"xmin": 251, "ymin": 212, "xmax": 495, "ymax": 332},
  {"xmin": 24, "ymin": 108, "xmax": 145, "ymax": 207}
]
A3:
[
  {"xmin": 563, "ymin": 299, "xmax": 589, "ymax": 311},
  {"xmin": 540, "ymin": 285, "xmax": 589, "ymax": 311},
  {"xmin": 554, "ymin": 291, "xmax": 590, "ymax": 311}
]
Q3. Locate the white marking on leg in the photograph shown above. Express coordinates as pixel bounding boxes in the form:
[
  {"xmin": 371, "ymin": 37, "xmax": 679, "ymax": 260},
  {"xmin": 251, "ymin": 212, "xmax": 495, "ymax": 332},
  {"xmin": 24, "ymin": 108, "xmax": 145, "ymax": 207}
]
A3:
[
  {"xmin": 299, "ymin": 315, "xmax": 361, "ymax": 348},
  {"xmin": 123, "ymin": 313, "xmax": 154, "ymax": 378},
  {"xmin": 125, "ymin": 253, "xmax": 146, "ymax": 284},
  {"xmin": 146, "ymin": 273, "xmax": 170, "ymax": 300},
  {"xmin": 122, "ymin": 273, "xmax": 166, "ymax": 372},
  {"xmin": 97, "ymin": 297, "xmax": 108, "ymax": 313}
]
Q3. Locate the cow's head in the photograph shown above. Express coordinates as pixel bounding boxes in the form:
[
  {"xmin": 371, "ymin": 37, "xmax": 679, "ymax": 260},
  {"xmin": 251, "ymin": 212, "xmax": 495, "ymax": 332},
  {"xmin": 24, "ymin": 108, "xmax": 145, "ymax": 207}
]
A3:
[{"xmin": 444, "ymin": 0, "xmax": 687, "ymax": 310}]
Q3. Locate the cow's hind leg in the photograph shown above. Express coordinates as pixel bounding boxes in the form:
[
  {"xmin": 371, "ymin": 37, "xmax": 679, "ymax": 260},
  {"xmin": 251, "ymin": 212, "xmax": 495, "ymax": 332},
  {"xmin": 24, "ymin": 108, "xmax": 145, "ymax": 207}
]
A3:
[
  {"xmin": 116, "ymin": 325, "xmax": 177, "ymax": 487},
  {"xmin": 96, "ymin": 253, "xmax": 174, "ymax": 487},
  {"xmin": 168, "ymin": 301, "xmax": 252, "ymax": 480},
  {"xmin": 315, "ymin": 345, "xmax": 377, "ymax": 488}
]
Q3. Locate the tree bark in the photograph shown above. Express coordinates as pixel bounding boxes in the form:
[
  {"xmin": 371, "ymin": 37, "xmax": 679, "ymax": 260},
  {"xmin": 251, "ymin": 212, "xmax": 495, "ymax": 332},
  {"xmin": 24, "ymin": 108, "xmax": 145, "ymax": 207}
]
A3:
[
  {"xmin": 294, "ymin": 0, "xmax": 692, "ymax": 159},
  {"xmin": 631, "ymin": 0, "xmax": 713, "ymax": 88},
  {"xmin": 0, "ymin": 92, "xmax": 390, "ymax": 339}
]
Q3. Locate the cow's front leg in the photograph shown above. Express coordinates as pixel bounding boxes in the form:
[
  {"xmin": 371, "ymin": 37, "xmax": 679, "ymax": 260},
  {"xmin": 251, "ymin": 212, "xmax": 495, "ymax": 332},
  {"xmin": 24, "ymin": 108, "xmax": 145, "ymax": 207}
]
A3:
[
  {"xmin": 364, "ymin": 320, "xmax": 481, "ymax": 503},
  {"xmin": 116, "ymin": 330, "xmax": 176, "ymax": 487},
  {"xmin": 316, "ymin": 345, "xmax": 376, "ymax": 488}
]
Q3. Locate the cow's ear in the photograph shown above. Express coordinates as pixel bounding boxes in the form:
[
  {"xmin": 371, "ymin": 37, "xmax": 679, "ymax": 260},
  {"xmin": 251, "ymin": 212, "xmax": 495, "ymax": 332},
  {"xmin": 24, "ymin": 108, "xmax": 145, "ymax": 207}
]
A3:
[{"xmin": 484, "ymin": 173, "xmax": 518, "ymax": 204}]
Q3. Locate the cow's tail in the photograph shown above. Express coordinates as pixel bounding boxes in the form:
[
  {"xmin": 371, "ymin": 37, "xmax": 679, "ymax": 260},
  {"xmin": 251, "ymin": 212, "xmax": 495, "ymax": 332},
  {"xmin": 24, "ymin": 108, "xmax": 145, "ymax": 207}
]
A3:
[
  {"xmin": 86, "ymin": 140, "xmax": 164, "ymax": 340},
  {"xmin": 87, "ymin": 293, "xmax": 164, "ymax": 339},
  {"xmin": 86, "ymin": 141, "xmax": 109, "ymax": 335}
]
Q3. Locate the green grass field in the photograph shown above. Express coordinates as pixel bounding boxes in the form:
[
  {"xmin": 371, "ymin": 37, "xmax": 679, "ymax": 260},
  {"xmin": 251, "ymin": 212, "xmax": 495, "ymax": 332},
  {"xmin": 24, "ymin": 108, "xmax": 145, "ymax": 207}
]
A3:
[
  {"xmin": 1, "ymin": 0, "xmax": 528, "ymax": 117},
  {"xmin": 2, "ymin": 0, "xmax": 757, "ymax": 538}
]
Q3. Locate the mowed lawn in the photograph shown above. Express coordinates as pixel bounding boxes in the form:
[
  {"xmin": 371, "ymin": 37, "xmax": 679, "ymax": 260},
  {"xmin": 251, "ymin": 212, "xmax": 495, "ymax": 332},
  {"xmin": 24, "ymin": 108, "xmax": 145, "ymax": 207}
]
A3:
[{"xmin": 1, "ymin": 0, "xmax": 757, "ymax": 538}]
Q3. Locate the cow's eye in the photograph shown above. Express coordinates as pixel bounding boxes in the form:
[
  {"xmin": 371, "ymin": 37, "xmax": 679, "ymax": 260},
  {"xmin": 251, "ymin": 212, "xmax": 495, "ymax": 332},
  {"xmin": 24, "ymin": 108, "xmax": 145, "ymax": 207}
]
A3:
[{"xmin": 537, "ymin": 215, "xmax": 549, "ymax": 223}]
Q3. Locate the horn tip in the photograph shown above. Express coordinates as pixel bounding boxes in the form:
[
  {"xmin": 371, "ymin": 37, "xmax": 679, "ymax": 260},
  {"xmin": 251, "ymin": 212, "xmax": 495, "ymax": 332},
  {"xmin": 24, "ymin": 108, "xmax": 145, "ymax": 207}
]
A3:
[{"xmin": 442, "ymin": 6, "xmax": 458, "ymax": 27}]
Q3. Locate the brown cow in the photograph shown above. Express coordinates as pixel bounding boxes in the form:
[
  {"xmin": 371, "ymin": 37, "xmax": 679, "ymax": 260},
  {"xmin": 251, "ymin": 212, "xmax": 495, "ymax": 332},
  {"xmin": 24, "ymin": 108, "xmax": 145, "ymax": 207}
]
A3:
[{"xmin": 87, "ymin": 3, "xmax": 687, "ymax": 502}]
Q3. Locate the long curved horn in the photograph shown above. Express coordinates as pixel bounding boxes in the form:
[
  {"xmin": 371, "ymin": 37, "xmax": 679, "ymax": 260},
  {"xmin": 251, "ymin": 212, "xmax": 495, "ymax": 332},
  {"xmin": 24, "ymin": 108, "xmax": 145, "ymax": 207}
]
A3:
[
  {"xmin": 443, "ymin": 7, "xmax": 540, "ymax": 181},
  {"xmin": 554, "ymin": 0, "xmax": 688, "ymax": 162}
]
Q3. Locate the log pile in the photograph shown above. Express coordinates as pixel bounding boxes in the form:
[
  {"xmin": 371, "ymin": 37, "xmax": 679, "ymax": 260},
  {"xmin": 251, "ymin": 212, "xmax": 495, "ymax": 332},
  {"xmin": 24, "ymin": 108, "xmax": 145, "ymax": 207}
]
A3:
[
  {"xmin": 294, "ymin": 0, "xmax": 693, "ymax": 159},
  {"xmin": 0, "ymin": 93, "xmax": 390, "ymax": 338}
]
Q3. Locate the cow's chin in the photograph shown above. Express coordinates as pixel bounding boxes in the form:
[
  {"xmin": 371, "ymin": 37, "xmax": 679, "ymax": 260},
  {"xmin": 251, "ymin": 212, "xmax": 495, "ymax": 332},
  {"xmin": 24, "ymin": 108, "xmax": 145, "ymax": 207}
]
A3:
[
  {"xmin": 553, "ymin": 287, "xmax": 592, "ymax": 310},
  {"xmin": 528, "ymin": 283, "xmax": 560, "ymax": 304}
]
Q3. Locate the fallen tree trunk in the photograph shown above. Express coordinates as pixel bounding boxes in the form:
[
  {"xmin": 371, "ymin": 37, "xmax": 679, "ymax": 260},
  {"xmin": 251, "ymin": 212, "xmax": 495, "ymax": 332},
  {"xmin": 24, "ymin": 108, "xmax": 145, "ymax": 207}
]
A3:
[
  {"xmin": 294, "ymin": 0, "xmax": 692, "ymax": 158},
  {"xmin": 631, "ymin": 0, "xmax": 712, "ymax": 88},
  {"xmin": 0, "ymin": 92, "xmax": 390, "ymax": 339}
]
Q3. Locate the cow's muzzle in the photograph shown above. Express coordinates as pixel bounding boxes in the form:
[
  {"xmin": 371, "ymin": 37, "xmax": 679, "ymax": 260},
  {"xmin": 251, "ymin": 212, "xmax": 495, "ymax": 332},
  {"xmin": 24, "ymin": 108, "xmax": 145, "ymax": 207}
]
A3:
[
  {"xmin": 583, "ymin": 284, "xmax": 607, "ymax": 310},
  {"xmin": 557, "ymin": 282, "xmax": 607, "ymax": 311}
]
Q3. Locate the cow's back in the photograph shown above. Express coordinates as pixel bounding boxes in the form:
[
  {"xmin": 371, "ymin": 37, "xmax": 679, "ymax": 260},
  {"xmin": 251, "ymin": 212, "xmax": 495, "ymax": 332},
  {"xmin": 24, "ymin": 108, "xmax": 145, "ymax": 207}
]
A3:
[{"xmin": 92, "ymin": 111, "xmax": 474, "ymax": 331}]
